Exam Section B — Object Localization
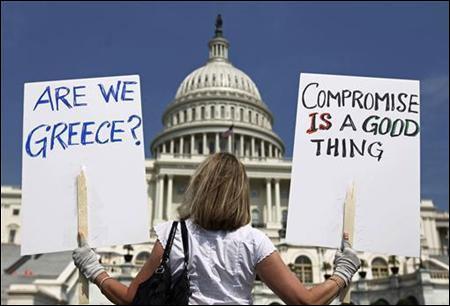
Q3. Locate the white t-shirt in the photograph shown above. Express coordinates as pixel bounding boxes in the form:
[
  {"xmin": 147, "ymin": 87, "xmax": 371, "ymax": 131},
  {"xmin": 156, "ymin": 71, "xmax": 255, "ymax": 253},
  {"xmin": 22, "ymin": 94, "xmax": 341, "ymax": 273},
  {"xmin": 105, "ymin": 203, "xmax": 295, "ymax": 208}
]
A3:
[{"xmin": 154, "ymin": 219, "xmax": 276, "ymax": 305}]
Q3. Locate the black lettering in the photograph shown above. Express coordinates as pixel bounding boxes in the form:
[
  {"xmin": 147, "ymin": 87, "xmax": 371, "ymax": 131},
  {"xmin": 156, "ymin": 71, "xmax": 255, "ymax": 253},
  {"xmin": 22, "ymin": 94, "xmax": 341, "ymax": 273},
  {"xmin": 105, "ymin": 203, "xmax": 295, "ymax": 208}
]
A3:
[
  {"xmin": 340, "ymin": 114, "xmax": 357, "ymax": 131},
  {"xmin": 302, "ymin": 82, "xmax": 319, "ymax": 109},
  {"xmin": 310, "ymin": 139, "xmax": 324, "ymax": 155}
]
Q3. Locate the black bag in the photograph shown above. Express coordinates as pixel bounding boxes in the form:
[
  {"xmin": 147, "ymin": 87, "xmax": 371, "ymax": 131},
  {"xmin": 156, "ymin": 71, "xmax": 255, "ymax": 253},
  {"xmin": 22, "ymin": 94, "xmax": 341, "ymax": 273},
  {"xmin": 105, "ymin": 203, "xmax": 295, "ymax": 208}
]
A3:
[{"xmin": 132, "ymin": 220, "xmax": 191, "ymax": 305}]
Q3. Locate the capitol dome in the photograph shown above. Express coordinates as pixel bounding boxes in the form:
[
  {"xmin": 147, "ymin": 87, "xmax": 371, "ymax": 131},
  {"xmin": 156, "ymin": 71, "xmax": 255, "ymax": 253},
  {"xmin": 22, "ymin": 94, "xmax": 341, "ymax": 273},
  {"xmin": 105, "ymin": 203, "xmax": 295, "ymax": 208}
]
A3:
[
  {"xmin": 151, "ymin": 15, "xmax": 285, "ymax": 160},
  {"xmin": 175, "ymin": 58, "xmax": 262, "ymax": 102}
]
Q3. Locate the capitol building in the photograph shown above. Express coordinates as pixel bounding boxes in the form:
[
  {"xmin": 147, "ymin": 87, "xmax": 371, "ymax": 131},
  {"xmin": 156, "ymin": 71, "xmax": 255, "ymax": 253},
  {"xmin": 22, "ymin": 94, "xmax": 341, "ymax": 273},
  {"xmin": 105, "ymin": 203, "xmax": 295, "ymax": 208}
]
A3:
[{"xmin": 1, "ymin": 16, "xmax": 449, "ymax": 305}]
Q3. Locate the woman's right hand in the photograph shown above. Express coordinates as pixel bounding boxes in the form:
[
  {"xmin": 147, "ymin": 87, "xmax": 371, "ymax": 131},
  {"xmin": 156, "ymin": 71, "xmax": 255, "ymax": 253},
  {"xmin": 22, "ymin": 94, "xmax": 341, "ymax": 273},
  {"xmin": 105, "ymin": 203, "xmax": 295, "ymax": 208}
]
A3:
[
  {"xmin": 72, "ymin": 233, "xmax": 105, "ymax": 282},
  {"xmin": 332, "ymin": 234, "xmax": 361, "ymax": 286}
]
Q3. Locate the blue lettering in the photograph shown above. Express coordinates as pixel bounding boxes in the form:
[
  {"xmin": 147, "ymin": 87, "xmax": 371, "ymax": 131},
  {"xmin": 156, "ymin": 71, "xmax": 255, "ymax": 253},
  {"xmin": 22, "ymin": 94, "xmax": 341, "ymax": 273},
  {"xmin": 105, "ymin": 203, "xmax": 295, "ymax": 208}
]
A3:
[
  {"xmin": 95, "ymin": 121, "xmax": 111, "ymax": 144},
  {"xmin": 81, "ymin": 121, "xmax": 95, "ymax": 145},
  {"xmin": 33, "ymin": 86, "xmax": 54, "ymax": 111},
  {"xmin": 121, "ymin": 81, "xmax": 137, "ymax": 101},
  {"xmin": 55, "ymin": 86, "xmax": 72, "ymax": 110},
  {"xmin": 73, "ymin": 86, "xmax": 87, "ymax": 107},
  {"xmin": 98, "ymin": 81, "xmax": 121, "ymax": 103},
  {"xmin": 67, "ymin": 122, "xmax": 81, "ymax": 146},
  {"xmin": 25, "ymin": 117, "xmax": 138, "ymax": 158},
  {"xmin": 25, "ymin": 124, "xmax": 51, "ymax": 158},
  {"xmin": 110, "ymin": 120, "xmax": 125, "ymax": 142},
  {"xmin": 50, "ymin": 122, "xmax": 68, "ymax": 150}
]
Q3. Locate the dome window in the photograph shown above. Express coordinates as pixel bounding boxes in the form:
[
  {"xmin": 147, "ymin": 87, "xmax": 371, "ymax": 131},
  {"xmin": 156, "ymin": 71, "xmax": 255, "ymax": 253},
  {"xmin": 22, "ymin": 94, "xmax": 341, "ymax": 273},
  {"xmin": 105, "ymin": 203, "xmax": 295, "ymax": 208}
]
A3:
[{"xmin": 201, "ymin": 106, "xmax": 205, "ymax": 120}]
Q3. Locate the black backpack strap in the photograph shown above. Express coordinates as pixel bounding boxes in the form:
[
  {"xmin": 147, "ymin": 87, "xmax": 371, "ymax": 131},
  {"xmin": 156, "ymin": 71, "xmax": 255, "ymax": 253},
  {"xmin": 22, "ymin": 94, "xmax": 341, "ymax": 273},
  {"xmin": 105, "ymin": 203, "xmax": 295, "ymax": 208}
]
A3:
[
  {"xmin": 161, "ymin": 221, "xmax": 178, "ymax": 263},
  {"xmin": 180, "ymin": 220, "xmax": 189, "ymax": 269}
]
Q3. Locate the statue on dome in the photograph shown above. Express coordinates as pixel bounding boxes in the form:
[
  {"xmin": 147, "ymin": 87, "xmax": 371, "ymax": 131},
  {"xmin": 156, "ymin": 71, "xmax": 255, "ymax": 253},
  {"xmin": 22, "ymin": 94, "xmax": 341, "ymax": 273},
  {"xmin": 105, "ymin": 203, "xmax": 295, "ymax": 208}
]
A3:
[{"xmin": 215, "ymin": 14, "xmax": 223, "ymax": 37}]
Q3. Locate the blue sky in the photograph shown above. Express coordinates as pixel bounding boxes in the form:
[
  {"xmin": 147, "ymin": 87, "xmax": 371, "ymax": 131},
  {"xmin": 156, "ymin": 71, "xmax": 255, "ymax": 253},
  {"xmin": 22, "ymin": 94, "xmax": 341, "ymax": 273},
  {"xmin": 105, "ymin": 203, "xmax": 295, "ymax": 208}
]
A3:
[{"xmin": 1, "ymin": 2, "xmax": 448, "ymax": 211}]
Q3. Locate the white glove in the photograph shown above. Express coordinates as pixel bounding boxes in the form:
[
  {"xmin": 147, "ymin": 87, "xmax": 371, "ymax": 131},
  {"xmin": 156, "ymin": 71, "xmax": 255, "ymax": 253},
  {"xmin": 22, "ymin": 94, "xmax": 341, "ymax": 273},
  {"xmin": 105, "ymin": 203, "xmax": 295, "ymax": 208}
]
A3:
[
  {"xmin": 72, "ymin": 233, "xmax": 105, "ymax": 282},
  {"xmin": 333, "ymin": 239, "xmax": 360, "ymax": 286}
]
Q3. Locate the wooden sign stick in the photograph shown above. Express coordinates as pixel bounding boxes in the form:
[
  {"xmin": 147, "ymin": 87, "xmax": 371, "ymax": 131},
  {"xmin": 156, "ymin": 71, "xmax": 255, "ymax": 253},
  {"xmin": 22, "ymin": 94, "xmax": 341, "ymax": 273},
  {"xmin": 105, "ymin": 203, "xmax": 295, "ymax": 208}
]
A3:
[
  {"xmin": 77, "ymin": 169, "xmax": 89, "ymax": 304},
  {"xmin": 340, "ymin": 182, "xmax": 356, "ymax": 304}
]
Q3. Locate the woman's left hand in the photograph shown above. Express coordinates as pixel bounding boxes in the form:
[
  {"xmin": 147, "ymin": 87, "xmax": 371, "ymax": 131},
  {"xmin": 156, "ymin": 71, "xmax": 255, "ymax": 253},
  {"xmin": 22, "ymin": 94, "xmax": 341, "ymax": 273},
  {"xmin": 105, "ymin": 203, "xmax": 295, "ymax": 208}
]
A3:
[
  {"xmin": 332, "ymin": 233, "xmax": 360, "ymax": 286},
  {"xmin": 72, "ymin": 233, "xmax": 105, "ymax": 282}
]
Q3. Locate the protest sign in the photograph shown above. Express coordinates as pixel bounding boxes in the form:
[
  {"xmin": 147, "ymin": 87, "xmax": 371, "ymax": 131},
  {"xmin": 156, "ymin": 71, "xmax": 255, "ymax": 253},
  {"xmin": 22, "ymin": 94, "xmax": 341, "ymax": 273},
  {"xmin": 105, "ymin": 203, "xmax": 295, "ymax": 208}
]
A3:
[
  {"xmin": 286, "ymin": 73, "xmax": 420, "ymax": 257},
  {"xmin": 21, "ymin": 75, "xmax": 149, "ymax": 255}
]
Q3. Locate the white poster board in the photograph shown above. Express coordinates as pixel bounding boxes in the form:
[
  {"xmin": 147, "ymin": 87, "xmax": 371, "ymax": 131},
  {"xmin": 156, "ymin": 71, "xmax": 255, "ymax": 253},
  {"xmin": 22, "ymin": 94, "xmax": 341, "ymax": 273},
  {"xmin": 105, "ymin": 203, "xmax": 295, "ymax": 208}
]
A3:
[
  {"xmin": 21, "ymin": 75, "xmax": 149, "ymax": 255},
  {"xmin": 286, "ymin": 73, "xmax": 420, "ymax": 257}
]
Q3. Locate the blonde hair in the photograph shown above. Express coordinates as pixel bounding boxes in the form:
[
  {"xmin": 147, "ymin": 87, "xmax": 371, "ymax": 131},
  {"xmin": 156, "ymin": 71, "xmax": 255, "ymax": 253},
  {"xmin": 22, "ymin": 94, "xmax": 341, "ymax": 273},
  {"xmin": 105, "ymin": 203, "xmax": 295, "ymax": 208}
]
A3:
[{"xmin": 178, "ymin": 152, "xmax": 250, "ymax": 231}]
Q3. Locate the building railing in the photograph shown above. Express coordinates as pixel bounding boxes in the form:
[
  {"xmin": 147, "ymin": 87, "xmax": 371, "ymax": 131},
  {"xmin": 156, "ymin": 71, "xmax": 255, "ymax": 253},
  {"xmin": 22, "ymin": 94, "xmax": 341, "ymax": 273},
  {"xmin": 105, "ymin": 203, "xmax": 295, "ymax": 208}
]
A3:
[{"xmin": 429, "ymin": 269, "xmax": 449, "ymax": 280}]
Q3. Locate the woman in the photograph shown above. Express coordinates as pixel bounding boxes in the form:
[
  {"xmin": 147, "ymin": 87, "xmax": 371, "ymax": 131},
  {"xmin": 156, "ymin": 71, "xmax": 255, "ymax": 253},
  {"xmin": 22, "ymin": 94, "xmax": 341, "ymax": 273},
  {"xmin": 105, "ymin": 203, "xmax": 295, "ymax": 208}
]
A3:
[{"xmin": 73, "ymin": 153, "xmax": 360, "ymax": 305}]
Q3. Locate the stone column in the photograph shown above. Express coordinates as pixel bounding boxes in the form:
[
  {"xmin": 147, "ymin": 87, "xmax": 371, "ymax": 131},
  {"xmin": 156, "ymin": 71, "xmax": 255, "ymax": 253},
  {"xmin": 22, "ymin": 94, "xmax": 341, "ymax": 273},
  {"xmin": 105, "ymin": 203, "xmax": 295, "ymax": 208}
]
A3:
[
  {"xmin": 215, "ymin": 133, "xmax": 220, "ymax": 153},
  {"xmin": 426, "ymin": 218, "xmax": 439, "ymax": 253},
  {"xmin": 268, "ymin": 143, "xmax": 273, "ymax": 158},
  {"xmin": 261, "ymin": 140, "xmax": 265, "ymax": 158},
  {"xmin": 180, "ymin": 137, "xmax": 184, "ymax": 155},
  {"xmin": 166, "ymin": 175, "xmax": 173, "ymax": 220},
  {"xmin": 251, "ymin": 137, "xmax": 256, "ymax": 158},
  {"xmin": 275, "ymin": 179, "xmax": 281, "ymax": 225},
  {"xmin": 266, "ymin": 179, "xmax": 273, "ymax": 224},
  {"xmin": 190, "ymin": 135, "xmax": 195, "ymax": 155},
  {"xmin": 203, "ymin": 133, "xmax": 208, "ymax": 155},
  {"xmin": 240, "ymin": 135, "xmax": 244, "ymax": 157},
  {"xmin": 154, "ymin": 177, "xmax": 160, "ymax": 224},
  {"xmin": 430, "ymin": 219, "xmax": 441, "ymax": 252},
  {"xmin": 162, "ymin": 143, "xmax": 167, "ymax": 154},
  {"xmin": 179, "ymin": 110, "xmax": 184, "ymax": 123},
  {"xmin": 170, "ymin": 139, "xmax": 174, "ymax": 154},
  {"xmin": 245, "ymin": 139, "xmax": 250, "ymax": 157},
  {"xmin": 228, "ymin": 134, "xmax": 232, "ymax": 153},
  {"xmin": 156, "ymin": 175, "xmax": 165, "ymax": 222},
  {"xmin": 146, "ymin": 178, "xmax": 154, "ymax": 229}
]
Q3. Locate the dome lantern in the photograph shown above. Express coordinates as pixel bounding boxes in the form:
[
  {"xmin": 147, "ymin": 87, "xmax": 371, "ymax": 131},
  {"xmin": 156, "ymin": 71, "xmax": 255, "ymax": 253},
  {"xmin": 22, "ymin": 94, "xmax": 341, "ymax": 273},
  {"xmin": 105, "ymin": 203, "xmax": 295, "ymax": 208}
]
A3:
[{"xmin": 208, "ymin": 14, "xmax": 229, "ymax": 63}]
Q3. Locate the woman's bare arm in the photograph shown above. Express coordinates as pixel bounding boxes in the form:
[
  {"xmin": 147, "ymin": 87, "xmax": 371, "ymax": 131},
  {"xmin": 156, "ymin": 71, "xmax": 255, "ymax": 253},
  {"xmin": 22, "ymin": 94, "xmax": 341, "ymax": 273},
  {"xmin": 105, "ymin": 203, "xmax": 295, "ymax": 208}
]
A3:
[
  {"xmin": 256, "ymin": 251, "xmax": 341, "ymax": 305},
  {"xmin": 93, "ymin": 241, "xmax": 164, "ymax": 305}
]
